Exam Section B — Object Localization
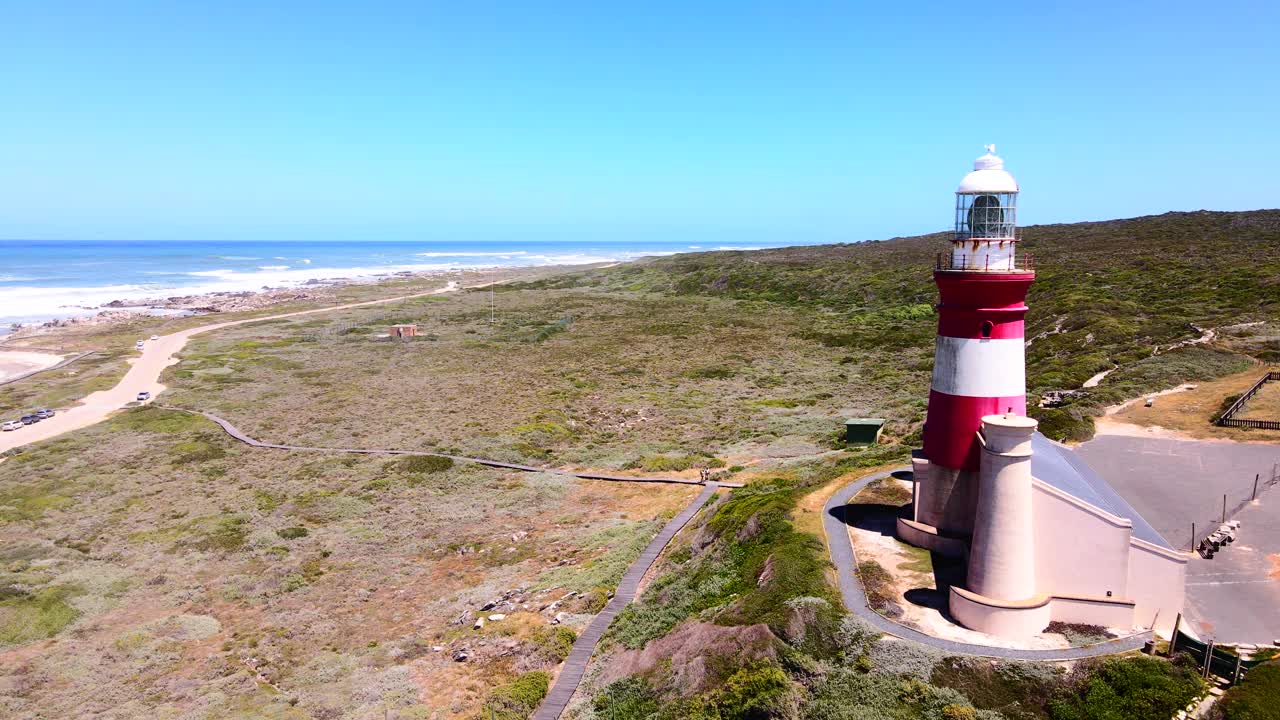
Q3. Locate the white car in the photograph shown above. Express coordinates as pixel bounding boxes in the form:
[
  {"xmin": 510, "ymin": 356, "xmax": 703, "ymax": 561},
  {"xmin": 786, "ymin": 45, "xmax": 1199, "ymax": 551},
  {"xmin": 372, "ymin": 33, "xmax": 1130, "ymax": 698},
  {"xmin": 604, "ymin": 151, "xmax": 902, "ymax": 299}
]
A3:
[
  {"xmin": 136, "ymin": 391, "xmax": 151, "ymax": 402},
  {"xmin": 135, "ymin": 340, "xmax": 145, "ymax": 350},
  {"xmin": 1, "ymin": 420, "xmax": 21, "ymax": 432},
  {"xmin": 150, "ymin": 335, "xmax": 159, "ymax": 341}
]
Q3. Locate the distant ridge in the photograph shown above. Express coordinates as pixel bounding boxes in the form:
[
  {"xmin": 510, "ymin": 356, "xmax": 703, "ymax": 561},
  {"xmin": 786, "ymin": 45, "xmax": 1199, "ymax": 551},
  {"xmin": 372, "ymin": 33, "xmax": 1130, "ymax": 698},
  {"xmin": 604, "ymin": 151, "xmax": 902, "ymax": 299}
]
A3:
[{"xmin": 523, "ymin": 210, "xmax": 1280, "ymax": 441}]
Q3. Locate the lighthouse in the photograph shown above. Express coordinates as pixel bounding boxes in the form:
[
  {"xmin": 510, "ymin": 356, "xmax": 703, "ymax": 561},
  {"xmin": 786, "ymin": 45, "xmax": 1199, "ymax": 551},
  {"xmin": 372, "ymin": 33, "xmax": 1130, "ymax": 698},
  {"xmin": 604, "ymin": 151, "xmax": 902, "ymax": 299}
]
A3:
[
  {"xmin": 915, "ymin": 145, "xmax": 1034, "ymax": 539},
  {"xmin": 894, "ymin": 147, "xmax": 1187, "ymax": 640}
]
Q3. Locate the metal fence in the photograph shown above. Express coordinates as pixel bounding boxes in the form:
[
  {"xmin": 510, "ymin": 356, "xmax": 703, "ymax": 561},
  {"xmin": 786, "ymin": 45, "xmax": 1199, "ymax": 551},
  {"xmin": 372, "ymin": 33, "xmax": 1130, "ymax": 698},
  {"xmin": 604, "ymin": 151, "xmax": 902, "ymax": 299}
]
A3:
[
  {"xmin": 1169, "ymin": 621, "xmax": 1272, "ymax": 685},
  {"xmin": 1179, "ymin": 461, "xmax": 1280, "ymax": 552}
]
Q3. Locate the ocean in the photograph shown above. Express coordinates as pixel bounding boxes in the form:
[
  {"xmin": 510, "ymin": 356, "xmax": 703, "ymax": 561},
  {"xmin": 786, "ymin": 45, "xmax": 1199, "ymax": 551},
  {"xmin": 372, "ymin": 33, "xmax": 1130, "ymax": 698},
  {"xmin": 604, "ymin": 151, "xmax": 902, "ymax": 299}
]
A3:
[{"xmin": 0, "ymin": 239, "xmax": 787, "ymax": 328}]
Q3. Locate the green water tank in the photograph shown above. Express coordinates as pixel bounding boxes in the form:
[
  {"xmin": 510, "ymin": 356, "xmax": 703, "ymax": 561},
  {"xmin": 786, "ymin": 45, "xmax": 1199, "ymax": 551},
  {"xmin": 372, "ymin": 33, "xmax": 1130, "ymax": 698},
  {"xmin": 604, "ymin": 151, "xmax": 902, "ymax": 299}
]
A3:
[{"xmin": 844, "ymin": 418, "xmax": 886, "ymax": 445}]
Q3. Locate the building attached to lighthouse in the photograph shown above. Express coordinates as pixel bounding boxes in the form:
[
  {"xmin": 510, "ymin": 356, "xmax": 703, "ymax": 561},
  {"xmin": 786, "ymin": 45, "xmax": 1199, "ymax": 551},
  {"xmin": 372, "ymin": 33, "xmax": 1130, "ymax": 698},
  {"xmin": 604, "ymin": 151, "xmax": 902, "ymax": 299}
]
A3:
[{"xmin": 897, "ymin": 147, "xmax": 1187, "ymax": 639}]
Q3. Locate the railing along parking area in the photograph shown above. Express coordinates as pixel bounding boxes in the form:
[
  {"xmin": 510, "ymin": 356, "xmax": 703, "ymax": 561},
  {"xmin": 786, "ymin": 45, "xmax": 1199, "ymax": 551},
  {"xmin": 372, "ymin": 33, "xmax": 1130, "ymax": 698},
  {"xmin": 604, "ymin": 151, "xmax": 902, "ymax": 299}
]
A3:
[{"xmin": 1216, "ymin": 371, "xmax": 1280, "ymax": 430}]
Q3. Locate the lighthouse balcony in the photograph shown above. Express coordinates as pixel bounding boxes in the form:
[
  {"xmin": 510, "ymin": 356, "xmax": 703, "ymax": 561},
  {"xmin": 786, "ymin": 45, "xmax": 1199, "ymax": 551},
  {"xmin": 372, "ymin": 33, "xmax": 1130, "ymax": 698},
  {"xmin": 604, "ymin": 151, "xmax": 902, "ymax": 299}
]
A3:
[{"xmin": 935, "ymin": 252, "xmax": 1035, "ymax": 273}]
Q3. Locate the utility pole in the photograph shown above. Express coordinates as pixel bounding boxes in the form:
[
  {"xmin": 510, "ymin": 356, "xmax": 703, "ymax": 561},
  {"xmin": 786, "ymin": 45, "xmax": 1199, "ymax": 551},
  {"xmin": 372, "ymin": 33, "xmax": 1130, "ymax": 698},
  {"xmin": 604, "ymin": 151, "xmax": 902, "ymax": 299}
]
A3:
[
  {"xmin": 490, "ymin": 289, "xmax": 495, "ymax": 325},
  {"xmin": 1253, "ymin": 473, "xmax": 1260, "ymax": 501},
  {"xmin": 1222, "ymin": 494, "xmax": 1227, "ymax": 523}
]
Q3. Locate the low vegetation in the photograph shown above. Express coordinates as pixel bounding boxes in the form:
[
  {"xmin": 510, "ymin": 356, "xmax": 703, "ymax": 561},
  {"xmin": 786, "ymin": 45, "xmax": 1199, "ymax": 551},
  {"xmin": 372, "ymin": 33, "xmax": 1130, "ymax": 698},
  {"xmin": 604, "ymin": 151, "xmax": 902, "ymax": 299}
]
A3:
[
  {"xmin": 1047, "ymin": 655, "xmax": 1205, "ymax": 720},
  {"xmin": 520, "ymin": 210, "xmax": 1280, "ymax": 441},
  {"xmin": 5, "ymin": 211, "xmax": 1275, "ymax": 718},
  {"xmin": 1210, "ymin": 660, "xmax": 1280, "ymax": 720},
  {"xmin": 0, "ymin": 405, "xmax": 695, "ymax": 718}
]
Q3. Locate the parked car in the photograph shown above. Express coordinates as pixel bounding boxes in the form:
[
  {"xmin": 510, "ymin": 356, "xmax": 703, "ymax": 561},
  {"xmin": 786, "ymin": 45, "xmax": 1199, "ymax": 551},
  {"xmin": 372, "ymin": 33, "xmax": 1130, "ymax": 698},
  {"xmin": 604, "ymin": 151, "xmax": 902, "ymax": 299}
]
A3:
[
  {"xmin": 150, "ymin": 335, "xmax": 160, "ymax": 341},
  {"xmin": 1, "ymin": 420, "xmax": 21, "ymax": 431},
  {"xmin": 136, "ymin": 391, "xmax": 151, "ymax": 402},
  {"xmin": 36, "ymin": 408, "xmax": 55, "ymax": 419},
  {"xmin": 20, "ymin": 415, "xmax": 36, "ymax": 425},
  {"xmin": 135, "ymin": 340, "xmax": 145, "ymax": 350}
]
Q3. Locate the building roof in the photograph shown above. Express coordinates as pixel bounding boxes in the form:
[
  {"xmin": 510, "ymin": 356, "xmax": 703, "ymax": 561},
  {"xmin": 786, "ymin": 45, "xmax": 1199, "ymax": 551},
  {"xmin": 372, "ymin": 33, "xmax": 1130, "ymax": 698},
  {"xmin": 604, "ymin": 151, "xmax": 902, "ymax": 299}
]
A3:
[
  {"xmin": 957, "ymin": 146, "xmax": 1019, "ymax": 194},
  {"xmin": 1031, "ymin": 432, "xmax": 1171, "ymax": 549}
]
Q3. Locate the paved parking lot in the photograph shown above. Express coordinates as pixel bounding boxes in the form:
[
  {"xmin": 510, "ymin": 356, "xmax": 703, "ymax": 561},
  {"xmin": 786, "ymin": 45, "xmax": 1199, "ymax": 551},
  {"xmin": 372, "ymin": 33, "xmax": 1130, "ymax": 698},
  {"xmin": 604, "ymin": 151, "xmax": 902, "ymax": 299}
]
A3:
[{"xmin": 1076, "ymin": 434, "xmax": 1280, "ymax": 643}]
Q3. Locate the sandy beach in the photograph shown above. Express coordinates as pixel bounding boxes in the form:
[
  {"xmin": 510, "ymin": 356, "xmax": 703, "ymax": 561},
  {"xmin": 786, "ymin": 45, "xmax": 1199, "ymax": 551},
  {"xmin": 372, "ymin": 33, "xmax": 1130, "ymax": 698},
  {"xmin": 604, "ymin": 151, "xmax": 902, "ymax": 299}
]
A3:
[{"xmin": 0, "ymin": 350, "xmax": 65, "ymax": 383}]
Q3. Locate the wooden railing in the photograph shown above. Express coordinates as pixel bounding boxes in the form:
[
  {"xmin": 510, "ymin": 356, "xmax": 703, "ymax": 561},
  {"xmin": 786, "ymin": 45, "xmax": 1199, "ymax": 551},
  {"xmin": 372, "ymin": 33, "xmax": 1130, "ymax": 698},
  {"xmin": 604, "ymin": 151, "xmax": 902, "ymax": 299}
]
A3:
[{"xmin": 1216, "ymin": 371, "xmax": 1280, "ymax": 429}]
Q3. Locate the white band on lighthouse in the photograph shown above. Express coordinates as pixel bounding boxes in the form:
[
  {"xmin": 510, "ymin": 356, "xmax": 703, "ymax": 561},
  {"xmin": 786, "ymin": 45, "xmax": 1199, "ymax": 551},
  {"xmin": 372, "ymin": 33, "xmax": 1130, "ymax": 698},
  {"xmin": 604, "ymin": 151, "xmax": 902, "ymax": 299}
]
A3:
[
  {"xmin": 951, "ymin": 242, "xmax": 1016, "ymax": 271},
  {"xmin": 930, "ymin": 337, "xmax": 1026, "ymax": 398}
]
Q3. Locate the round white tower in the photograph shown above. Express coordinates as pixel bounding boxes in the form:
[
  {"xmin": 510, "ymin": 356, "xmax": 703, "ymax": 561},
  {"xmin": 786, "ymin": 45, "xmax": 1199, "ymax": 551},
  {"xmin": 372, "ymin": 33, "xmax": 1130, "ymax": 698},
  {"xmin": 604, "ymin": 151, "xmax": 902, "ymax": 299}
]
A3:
[{"xmin": 967, "ymin": 413, "xmax": 1038, "ymax": 601}]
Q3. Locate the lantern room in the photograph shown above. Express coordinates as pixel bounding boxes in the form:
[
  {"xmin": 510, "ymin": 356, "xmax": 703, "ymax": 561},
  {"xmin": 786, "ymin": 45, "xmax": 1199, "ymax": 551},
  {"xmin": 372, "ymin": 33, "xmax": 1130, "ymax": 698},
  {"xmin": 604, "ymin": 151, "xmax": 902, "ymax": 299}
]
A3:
[{"xmin": 954, "ymin": 145, "xmax": 1018, "ymax": 241}]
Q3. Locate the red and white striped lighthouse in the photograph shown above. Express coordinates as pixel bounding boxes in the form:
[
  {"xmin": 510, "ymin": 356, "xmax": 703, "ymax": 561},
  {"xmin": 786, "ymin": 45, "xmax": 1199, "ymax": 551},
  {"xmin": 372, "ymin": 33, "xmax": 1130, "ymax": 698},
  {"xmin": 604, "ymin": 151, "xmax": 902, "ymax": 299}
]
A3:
[{"xmin": 916, "ymin": 146, "xmax": 1034, "ymax": 537}]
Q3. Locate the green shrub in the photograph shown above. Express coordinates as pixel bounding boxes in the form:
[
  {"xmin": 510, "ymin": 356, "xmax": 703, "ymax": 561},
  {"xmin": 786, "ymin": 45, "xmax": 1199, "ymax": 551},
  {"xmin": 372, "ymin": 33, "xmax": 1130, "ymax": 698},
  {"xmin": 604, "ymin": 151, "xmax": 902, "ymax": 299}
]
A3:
[
  {"xmin": 686, "ymin": 366, "xmax": 736, "ymax": 380},
  {"xmin": 483, "ymin": 670, "xmax": 550, "ymax": 720},
  {"xmin": 1048, "ymin": 655, "xmax": 1205, "ymax": 720},
  {"xmin": 191, "ymin": 515, "xmax": 249, "ymax": 552},
  {"xmin": 626, "ymin": 453, "xmax": 725, "ymax": 472},
  {"xmin": 1213, "ymin": 660, "xmax": 1280, "ymax": 720},
  {"xmin": 703, "ymin": 663, "xmax": 795, "ymax": 719},
  {"xmin": 529, "ymin": 625, "xmax": 577, "ymax": 664},
  {"xmin": 1211, "ymin": 393, "xmax": 1242, "ymax": 424},
  {"xmin": 0, "ymin": 585, "xmax": 82, "ymax": 646},
  {"xmin": 943, "ymin": 704, "xmax": 978, "ymax": 720},
  {"xmin": 399, "ymin": 454, "xmax": 454, "ymax": 474},
  {"xmin": 593, "ymin": 677, "xmax": 660, "ymax": 720},
  {"xmin": 276, "ymin": 526, "xmax": 309, "ymax": 540},
  {"xmin": 169, "ymin": 438, "xmax": 227, "ymax": 465}
]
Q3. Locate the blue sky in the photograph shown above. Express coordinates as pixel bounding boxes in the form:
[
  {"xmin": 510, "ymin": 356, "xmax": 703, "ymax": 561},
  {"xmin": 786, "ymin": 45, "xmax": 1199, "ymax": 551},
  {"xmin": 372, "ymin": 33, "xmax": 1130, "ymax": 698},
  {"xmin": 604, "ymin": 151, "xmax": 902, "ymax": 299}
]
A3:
[{"xmin": 2, "ymin": 1, "xmax": 1276, "ymax": 242}]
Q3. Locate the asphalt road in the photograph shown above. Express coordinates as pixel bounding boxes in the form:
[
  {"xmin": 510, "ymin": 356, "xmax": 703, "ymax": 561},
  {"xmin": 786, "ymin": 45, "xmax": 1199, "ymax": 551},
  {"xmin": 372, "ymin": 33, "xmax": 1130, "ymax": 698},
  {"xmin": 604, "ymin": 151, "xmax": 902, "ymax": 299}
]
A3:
[{"xmin": 1077, "ymin": 434, "xmax": 1280, "ymax": 643}]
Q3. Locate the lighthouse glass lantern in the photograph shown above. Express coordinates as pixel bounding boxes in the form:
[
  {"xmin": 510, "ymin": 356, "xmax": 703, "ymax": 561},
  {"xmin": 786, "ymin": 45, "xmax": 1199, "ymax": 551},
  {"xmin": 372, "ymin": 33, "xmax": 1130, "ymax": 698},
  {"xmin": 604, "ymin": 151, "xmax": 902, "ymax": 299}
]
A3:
[{"xmin": 951, "ymin": 145, "xmax": 1020, "ymax": 271}]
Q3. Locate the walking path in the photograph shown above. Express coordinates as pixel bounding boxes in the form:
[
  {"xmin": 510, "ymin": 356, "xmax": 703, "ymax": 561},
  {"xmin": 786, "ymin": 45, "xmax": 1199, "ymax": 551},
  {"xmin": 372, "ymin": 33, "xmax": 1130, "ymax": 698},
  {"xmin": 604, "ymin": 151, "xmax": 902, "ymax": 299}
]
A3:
[
  {"xmin": 168, "ymin": 407, "xmax": 714, "ymax": 486},
  {"xmin": 531, "ymin": 481, "xmax": 721, "ymax": 720},
  {"xmin": 823, "ymin": 469, "xmax": 1151, "ymax": 660},
  {"xmin": 0, "ymin": 283, "xmax": 463, "ymax": 453}
]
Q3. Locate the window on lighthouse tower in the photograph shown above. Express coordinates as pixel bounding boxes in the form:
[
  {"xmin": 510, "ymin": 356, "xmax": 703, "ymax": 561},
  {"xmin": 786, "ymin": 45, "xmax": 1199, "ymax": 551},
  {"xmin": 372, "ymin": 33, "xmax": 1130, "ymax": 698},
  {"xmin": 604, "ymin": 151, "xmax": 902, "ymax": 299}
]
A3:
[{"xmin": 967, "ymin": 194, "xmax": 1005, "ymax": 238}]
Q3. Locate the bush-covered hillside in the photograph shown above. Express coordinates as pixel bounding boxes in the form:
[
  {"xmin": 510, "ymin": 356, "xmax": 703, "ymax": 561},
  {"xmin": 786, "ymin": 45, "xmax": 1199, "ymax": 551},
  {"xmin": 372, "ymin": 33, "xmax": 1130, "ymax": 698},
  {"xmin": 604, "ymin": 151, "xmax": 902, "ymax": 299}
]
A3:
[{"xmin": 523, "ymin": 210, "xmax": 1280, "ymax": 440}]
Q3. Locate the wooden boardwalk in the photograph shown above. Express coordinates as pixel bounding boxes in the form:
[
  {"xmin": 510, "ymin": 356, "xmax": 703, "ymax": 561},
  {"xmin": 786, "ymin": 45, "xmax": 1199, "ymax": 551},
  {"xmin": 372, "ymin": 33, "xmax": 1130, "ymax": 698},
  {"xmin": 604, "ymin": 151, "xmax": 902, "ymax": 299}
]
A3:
[
  {"xmin": 531, "ymin": 481, "xmax": 720, "ymax": 720},
  {"xmin": 166, "ymin": 407, "xmax": 721, "ymax": 487}
]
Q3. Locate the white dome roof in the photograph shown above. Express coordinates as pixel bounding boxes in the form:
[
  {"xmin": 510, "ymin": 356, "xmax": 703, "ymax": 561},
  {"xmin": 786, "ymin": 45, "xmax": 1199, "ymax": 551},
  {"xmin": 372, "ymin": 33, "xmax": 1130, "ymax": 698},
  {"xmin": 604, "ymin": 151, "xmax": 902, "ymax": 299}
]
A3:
[{"xmin": 957, "ymin": 145, "xmax": 1018, "ymax": 194}]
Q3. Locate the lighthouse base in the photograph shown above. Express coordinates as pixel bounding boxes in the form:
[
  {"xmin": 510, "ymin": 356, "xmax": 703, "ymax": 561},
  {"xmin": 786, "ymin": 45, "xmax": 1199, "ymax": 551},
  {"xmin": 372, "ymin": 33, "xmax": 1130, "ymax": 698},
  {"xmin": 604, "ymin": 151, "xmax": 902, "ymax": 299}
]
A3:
[
  {"xmin": 895, "ymin": 517, "xmax": 968, "ymax": 559},
  {"xmin": 909, "ymin": 454, "xmax": 979, "ymax": 538}
]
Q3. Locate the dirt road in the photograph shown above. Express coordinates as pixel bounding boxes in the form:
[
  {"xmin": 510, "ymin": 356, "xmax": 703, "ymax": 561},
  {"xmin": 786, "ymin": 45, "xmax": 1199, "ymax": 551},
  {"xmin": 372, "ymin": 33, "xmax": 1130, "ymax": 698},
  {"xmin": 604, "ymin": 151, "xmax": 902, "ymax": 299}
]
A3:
[{"xmin": 0, "ymin": 283, "xmax": 460, "ymax": 453}]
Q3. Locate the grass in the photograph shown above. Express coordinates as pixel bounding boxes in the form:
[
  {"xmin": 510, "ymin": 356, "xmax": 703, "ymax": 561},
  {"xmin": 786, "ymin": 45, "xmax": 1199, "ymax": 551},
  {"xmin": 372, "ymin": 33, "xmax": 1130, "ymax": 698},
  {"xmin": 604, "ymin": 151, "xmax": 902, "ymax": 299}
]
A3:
[{"xmin": 0, "ymin": 584, "xmax": 82, "ymax": 646}]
